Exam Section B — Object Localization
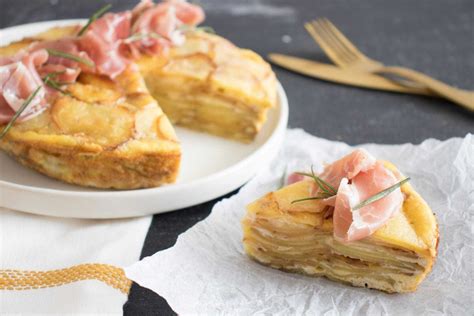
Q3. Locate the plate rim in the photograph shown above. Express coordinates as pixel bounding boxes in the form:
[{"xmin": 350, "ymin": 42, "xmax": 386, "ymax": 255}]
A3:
[{"xmin": 0, "ymin": 19, "xmax": 289, "ymax": 202}]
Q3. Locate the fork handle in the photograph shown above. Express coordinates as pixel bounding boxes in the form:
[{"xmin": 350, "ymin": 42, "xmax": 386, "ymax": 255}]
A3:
[{"xmin": 376, "ymin": 66, "xmax": 474, "ymax": 111}]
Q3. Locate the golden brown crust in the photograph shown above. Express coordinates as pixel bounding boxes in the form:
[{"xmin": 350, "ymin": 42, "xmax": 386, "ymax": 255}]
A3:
[{"xmin": 1, "ymin": 139, "xmax": 180, "ymax": 189}]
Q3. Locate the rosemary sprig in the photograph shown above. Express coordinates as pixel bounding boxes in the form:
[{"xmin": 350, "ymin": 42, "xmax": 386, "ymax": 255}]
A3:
[
  {"xmin": 77, "ymin": 4, "xmax": 112, "ymax": 36},
  {"xmin": 42, "ymin": 71, "xmax": 64, "ymax": 81},
  {"xmin": 290, "ymin": 164, "xmax": 410, "ymax": 209},
  {"xmin": 44, "ymin": 78, "xmax": 63, "ymax": 92},
  {"xmin": 42, "ymin": 71, "xmax": 69, "ymax": 85},
  {"xmin": 297, "ymin": 166, "xmax": 337, "ymax": 196},
  {"xmin": 291, "ymin": 195, "xmax": 331, "ymax": 204},
  {"xmin": 43, "ymin": 72, "xmax": 71, "ymax": 96},
  {"xmin": 0, "ymin": 86, "xmax": 43, "ymax": 140},
  {"xmin": 291, "ymin": 166, "xmax": 337, "ymax": 204},
  {"xmin": 45, "ymin": 80, "xmax": 68, "ymax": 93},
  {"xmin": 353, "ymin": 178, "xmax": 410, "ymax": 210},
  {"xmin": 46, "ymin": 49, "xmax": 95, "ymax": 68}
]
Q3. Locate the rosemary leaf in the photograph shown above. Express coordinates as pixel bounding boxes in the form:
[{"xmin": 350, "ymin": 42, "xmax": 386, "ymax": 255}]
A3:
[
  {"xmin": 296, "ymin": 167, "xmax": 337, "ymax": 197},
  {"xmin": 46, "ymin": 49, "xmax": 95, "ymax": 68},
  {"xmin": 314, "ymin": 176, "xmax": 337, "ymax": 195},
  {"xmin": 353, "ymin": 177, "xmax": 411, "ymax": 210},
  {"xmin": 0, "ymin": 86, "xmax": 43, "ymax": 140},
  {"xmin": 311, "ymin": 166, "xmax": 337, "ymax": 195},
  {"xmin": 77, "ymin": 4, "xmax": 112, "ymax": 36},
  {"xmin": 295, "ymin": 172, "xmax": 331, "ymax": 196},
  {"xmin": 45, "ymin": 80, "xmax": 71, "ymax": 96},
  {"xmin": 42, "ymin": 71, "xmax": 65, "ymax": 82},
  {"xmin": 291, "ymin": 195, "xmax": 330, "ymax": 204},
  {"xmin": 44, "ymin": 79, "xmax": 62, "ymax": 91},
  {"xmin": 43, "ymin": 71, "xmax": 71, "ymax": 96}
]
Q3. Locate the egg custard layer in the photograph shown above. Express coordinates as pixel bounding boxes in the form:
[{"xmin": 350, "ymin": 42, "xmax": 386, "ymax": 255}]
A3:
[{"xmin": 242, "ymin": 163, "xmax": 438, "ymax": 293}]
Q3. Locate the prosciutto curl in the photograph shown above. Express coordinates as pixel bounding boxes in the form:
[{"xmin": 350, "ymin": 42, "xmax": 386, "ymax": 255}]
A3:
[
  {"xmin": 30, "ymin": 37, "xmax": 94, "ymax": 83},
  {"xmin": 0, "ymin": 0, "xmax": 206, "ymax": 125},
  {"xmin": 76, "ymin": 1, "xmax": 205, "ymax": 75},
  {"xmin": 0, "ymin": 50, "xmax": 49, "ymax": 124},
  {"xmin": 286, "ymin": 149, "xmax": 375, "ymax": 190},
  {"xmin": 286, "ymin": 149, "xmax": 404, "ymax": 242},
  {"xmin": 332, "ymin": 158, "xmax": 404, "ymax": 242},
  {"xmin": 78, "ymin": 12, "xmax": 133, "ymax": 79},
  {"xmin": 130, "ymin": 0, "xmax": 205, "ymax": 55},
  {"xmin": 0, "ymin": 39, "xmax": 94, "ymax": 124}
]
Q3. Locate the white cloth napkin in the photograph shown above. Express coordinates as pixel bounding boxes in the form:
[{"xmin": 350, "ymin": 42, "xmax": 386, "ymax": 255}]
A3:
[
  {"xmin": 126, "ymin": 129, "xmax": 474, "ymax": 315},
  {"xmin": 0, "ymin": 209, "xmax": 151, "ymax": 314}
]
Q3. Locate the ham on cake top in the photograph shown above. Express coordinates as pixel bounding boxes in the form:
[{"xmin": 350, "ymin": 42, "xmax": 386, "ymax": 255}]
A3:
[
  {"xmin": 0, "ymin": 0, "xmax": 204, "ymax": 125},
  {"xmin": 287, "ymin": 149, "xmax": 405, "ymax": 242}
]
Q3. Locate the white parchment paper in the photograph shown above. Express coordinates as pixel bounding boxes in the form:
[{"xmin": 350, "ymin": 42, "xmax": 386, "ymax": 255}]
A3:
[{"xmin": 126, "ymin": 129, "xmax": 474, "ymax": 315}]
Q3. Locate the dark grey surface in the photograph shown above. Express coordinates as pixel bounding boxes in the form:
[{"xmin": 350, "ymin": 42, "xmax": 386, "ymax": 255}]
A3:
[{"xmin": 1, "ymin": 0, "xmax": 472, "ymax": 314}]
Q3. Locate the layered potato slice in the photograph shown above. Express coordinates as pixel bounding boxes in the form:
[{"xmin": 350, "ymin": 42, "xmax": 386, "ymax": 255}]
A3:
[
  {"xmin": 0, "ymin": 30, "xmax": 180, "ymax": 189},
  {"xmin": 242, "ymin": 163, "xmax": 438, "ymax": 293},
  {"xmin": 137, "ymin": 31, "xmax": 277, "ymax": 142}
]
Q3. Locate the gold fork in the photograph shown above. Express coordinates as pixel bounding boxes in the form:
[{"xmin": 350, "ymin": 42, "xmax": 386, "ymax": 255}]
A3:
[{"xmin": 305, "ymin": 18, "xmax": 474, "ymax": 111}]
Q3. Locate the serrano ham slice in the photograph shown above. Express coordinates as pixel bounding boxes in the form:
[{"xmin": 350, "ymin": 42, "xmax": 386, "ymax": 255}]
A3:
[
  {"xmin": 1, "ymin": 0, "xmax": 207, "ymax": 125},
  {"xmin": 78, "ymin": 12, "xmax": 132, "ymax": 78},
  {"xmin": 0, "ymin": 50, "xmax": 48, "ymax": 124},
  {"xmin": 285, "ymin": 149, "xmax": 404, "ymax": 242},
  {"xmin": 332, "ymin": 161, "xmax": 404, "ymax": 242},
  {"xmin": 30, "ymin": 38, "xmax": 93, "ymax": 83},
  {"xmin": 130, "ymin": 0, "xmax": 205, "ymax": 54}
]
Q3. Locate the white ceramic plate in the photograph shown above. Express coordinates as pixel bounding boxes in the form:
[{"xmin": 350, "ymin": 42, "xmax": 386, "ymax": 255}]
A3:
[{"xmin": 0, "ymin": 20, "xmax": 288, "ymax": 219}]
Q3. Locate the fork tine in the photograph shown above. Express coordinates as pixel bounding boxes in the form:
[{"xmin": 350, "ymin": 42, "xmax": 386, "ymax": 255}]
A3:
[
  {"xmin": 320, "ymin": 18, "xmax": 368, "ymax": 61},
  {"xmin": 305, "ymin": 21, "xmax": 351, "ymax": 67},
  {"xmin": 311, "ymin": 19, "xmax": 357, "ymax": 66}
]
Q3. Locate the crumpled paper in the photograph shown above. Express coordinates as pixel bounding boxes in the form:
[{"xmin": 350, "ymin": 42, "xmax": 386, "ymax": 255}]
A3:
[{"xmin": 126, "ymin": 129, "xmax": 474, "ymax": 315}]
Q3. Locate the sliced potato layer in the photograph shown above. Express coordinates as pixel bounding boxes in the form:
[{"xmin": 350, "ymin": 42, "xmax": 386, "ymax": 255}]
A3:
[{"xmin": 51, "ymin": 97, "xmax": 134, "ymax": 147}]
